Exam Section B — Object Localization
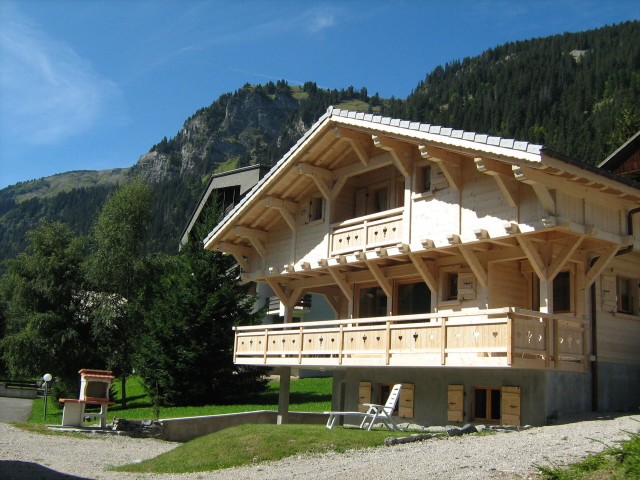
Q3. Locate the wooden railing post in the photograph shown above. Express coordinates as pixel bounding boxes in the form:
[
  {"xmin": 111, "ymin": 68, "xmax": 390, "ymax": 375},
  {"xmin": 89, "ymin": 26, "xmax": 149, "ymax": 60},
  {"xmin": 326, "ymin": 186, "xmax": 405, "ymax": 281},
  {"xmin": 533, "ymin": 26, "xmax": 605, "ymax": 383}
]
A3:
[
  {"xmin": 553, "ymin": 318, "xmax": 560, "ymax": 369},
  {"xmin": 263, "ymin": 329, "xmax": 269, "ymax": 364},
  {"xmin": 338, "ymin": 324, "xmax": 344, "ymax": 365},
  {"xmin": 385, "ymin": 321, "xmax": 391, "ymax": 365},
  {"xmin": 544, "ymin": 316, "xmax": 551, "ymax": 369},
  {"xmin": 440, "ymin": 317, "xmax": 447, "ymax": 365},
  {"xmin": 506, "ymin": 313, "xmax": 513, "ymax": 366},
  {"xmin": 298, "ymin": 326, "xmax": 304, "ymax": 364}
]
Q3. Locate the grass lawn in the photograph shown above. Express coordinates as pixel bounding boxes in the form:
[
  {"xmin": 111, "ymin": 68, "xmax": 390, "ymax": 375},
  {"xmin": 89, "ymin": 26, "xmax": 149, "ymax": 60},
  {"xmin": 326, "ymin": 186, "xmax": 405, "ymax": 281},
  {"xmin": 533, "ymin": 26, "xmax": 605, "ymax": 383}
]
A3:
[
  {"xmin": 30, "ymin": 375, "xmax": 332, "ymax": 425},
  {"xmin": 537, "ymin": 429, "xmax": 640, "ymax": 479},
  {"xmin": 115, "ymin": 423, "xmax": 408, "ymax": 474}
]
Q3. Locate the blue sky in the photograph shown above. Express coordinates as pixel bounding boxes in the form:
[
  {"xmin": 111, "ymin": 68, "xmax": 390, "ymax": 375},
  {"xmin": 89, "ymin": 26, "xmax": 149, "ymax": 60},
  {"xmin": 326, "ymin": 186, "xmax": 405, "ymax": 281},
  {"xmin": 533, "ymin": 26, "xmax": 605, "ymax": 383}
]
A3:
[{"xmin": 1, "ymin": 1, "xmax": 638, "ymax": 189}]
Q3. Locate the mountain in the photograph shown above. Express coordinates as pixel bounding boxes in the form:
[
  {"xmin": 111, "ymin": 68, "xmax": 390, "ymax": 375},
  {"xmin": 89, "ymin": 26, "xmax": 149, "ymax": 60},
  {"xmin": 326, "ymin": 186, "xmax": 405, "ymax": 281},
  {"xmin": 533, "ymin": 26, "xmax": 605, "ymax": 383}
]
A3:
[
  {"xmin": 387, "ymin": 21, "xmax": 640, "ymax": 165},
  {"xmin": 1, "ymin": 22, "xmax": 639, "ymax": 262}
]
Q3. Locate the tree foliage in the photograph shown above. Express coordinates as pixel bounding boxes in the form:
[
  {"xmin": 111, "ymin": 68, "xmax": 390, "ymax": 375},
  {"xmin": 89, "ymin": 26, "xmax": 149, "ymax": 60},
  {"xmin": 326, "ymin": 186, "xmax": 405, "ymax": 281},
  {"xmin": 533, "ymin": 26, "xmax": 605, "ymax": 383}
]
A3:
[
  {"xmin": 83, "ymin": 178, "xmax": 153, "ymax": 406},
  {"xmin": 0, "ymin": 221, "xmax": 99, "ymax": 396},
  {"xmin": 136, "ymin": 207, "xmax": 266, "ymax": 406}
]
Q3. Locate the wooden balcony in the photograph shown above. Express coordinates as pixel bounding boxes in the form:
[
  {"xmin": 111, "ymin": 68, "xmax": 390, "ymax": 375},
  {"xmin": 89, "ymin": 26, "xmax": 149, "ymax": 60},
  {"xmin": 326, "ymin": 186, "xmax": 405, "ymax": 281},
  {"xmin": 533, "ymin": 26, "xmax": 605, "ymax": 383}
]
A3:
[
  {"xmin": 330, "ymin": 208, "xmax": 403, "ymax": 255},
  {"xmin": 233, "ymin": 308, "xmax": 587, "ymax": 372}
]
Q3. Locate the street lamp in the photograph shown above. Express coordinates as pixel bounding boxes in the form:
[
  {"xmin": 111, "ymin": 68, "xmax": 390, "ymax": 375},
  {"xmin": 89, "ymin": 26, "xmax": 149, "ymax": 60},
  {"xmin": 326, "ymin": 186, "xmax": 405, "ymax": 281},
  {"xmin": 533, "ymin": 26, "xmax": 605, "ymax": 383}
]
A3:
[{"xmin": 42, "ymin": 373, "xmax": 52, "ymax": 420}]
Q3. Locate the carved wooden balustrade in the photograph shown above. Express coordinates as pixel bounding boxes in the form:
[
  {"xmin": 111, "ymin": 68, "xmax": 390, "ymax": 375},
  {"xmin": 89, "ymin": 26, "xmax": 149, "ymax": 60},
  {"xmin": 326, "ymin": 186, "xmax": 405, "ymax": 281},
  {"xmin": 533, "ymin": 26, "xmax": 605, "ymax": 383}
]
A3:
[
  {"xmin": 330, "ymin": 208, "xmax": 403, "ymax": 255},
  {"xmin": 233, "ymin": 308, "xmax": 587, "ymax": 372}
]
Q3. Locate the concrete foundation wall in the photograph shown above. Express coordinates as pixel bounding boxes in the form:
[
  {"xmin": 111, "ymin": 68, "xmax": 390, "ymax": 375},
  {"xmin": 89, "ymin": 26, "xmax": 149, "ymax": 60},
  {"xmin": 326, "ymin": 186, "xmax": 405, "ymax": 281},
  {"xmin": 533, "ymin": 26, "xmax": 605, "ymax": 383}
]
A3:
[
  {"xmin": 332, "ymin": 367, "xmax": 594, "ymax": 427},
  {"xmin": 596, "ymin": 362, "xmax": 640, "ymax": 413},
  {"xmin": 161, "ymin": 410, "xmax": 328, "ymax": 442}
]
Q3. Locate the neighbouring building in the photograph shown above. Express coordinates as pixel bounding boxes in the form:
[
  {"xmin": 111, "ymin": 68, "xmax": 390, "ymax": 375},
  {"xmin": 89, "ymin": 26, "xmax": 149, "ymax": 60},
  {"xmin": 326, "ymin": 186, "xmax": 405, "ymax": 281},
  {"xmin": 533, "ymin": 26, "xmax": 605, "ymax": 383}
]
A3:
[{"xmin": 203, "ymin": 107, "xmax": 640, "ymax": 426}]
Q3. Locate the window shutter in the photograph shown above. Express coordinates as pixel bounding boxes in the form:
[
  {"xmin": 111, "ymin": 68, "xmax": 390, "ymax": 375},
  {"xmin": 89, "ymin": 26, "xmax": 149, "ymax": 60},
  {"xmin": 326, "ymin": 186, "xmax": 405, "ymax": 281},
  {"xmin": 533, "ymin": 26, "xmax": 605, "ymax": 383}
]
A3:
[
  {"xmin": 358, "ymin": 381, "xmax": 372, "ymax": 413},
  {"xmin": 447, "ymin": 384, "xmax": 464, "ymax": 422},
  {"xmin": 457, "ymin": 273, "xmax": 476, "ymax": 300},
  {"xmin": 399, "ymin": 383, "xmax": 414, "ymax": 418},
  {"xmin": 501, "ymin": 386, "xmax": 521, "ymax": 426}
]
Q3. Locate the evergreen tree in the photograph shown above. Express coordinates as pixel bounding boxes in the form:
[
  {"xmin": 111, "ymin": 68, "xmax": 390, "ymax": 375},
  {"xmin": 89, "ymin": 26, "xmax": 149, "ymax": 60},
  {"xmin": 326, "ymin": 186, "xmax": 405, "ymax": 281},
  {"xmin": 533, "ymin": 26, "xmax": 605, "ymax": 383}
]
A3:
[
  {"xmin": 136, "ymin": 205, "xmax": 266, "ymax": 406},
  {"xmin": 0, "ymin": 221, "xmax": 99, "ymax": 397}
]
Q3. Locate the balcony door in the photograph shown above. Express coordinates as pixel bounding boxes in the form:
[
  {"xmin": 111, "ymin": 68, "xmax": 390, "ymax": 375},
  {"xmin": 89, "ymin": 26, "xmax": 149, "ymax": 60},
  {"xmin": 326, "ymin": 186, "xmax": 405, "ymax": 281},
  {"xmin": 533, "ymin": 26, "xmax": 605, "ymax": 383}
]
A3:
[
  {"xmin": 356, "ymin": 284, "xmax": 387, "ymax": 318},
  {"xmin": 394, "ymin": 279, "xmax": 431, "ymax": 315}
]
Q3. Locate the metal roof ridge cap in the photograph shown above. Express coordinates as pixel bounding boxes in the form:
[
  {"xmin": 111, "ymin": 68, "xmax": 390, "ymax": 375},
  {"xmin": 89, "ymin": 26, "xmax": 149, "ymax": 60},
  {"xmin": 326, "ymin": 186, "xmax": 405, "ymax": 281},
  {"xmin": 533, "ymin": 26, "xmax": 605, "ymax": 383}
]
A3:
[{"xmin": 331, "ymin": 115, "xmax": 543, "ymax": 162}]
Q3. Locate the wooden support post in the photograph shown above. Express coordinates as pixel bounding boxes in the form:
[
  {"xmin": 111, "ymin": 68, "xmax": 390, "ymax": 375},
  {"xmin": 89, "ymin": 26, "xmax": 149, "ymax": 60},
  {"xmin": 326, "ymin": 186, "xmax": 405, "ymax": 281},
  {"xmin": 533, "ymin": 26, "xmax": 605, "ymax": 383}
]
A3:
[{"xmin": 277, "ymin": 367, "xmax": 291, "ymax": 425}]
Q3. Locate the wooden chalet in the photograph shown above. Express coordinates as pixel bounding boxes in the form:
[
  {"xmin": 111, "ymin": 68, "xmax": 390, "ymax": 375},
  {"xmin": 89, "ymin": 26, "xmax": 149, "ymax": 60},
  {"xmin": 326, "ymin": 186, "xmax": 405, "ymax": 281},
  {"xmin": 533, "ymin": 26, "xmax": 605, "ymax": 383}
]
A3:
[{"xmin": 204, "ymin": 108, "xmax": 640, "ymax": 426}]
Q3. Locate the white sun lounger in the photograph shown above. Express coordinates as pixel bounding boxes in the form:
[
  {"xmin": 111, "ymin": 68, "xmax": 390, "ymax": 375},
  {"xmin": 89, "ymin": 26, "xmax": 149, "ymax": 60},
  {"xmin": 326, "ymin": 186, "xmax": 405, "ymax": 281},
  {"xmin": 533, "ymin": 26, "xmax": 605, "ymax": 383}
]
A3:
[{"xmin": 325, "ymin": 383, "xmax": 403, "ymax": 431}]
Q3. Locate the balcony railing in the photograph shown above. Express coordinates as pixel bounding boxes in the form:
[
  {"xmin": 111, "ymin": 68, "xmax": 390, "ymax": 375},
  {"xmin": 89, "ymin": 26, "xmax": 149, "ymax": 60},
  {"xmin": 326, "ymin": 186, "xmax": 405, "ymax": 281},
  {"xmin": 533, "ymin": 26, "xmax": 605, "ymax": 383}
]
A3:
[
  {"xmin": 233, "ymin": 308, "xmax": 587, "ymax": 372},
  {"xmin": 330, "ymin": 208, "xmax": 403, "ymax": 256}
]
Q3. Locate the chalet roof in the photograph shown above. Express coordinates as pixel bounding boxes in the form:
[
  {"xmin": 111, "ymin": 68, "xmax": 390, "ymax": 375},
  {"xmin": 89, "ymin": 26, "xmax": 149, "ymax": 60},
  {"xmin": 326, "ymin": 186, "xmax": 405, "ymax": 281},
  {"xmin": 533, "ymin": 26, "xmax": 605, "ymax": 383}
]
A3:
[
  {"xmin": 598, "ymin": 130, "xmax": 640, "ymax": 172},
  {"xmin": 330, "ymin": 108, "xmax": 542, "ymax": 155},
  {"xmin": 203, "ymin": 107, "xmax": 640, "ymax": 249}
]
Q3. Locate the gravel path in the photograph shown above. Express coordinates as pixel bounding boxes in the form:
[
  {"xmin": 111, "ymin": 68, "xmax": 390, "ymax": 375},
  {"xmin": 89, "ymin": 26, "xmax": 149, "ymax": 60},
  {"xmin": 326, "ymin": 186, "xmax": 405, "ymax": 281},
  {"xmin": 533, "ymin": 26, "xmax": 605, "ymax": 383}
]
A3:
[{"xmin": 1, "ymin": 413, "xmax": 638, "ymax": 480}]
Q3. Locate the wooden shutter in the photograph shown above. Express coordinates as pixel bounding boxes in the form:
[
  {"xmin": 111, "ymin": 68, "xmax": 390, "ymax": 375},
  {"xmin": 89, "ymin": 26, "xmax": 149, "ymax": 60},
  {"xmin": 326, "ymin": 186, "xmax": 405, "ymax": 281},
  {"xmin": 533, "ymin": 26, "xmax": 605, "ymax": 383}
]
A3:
[
  {"xmin": 447, "ymin": 384, "xmax": 464, "ymax": 422},
  {"xmin": 398, "ymin": 383, "xmax": 414, "ymax": 418},
  {"xmin": 358, "ymin": 381, "xmax": 372, "ymax": 413},
  {"xmin": 501, "ymin": 386, "xmax": 521, "ymax": 426},
  {"xmin": 601, "ymin": 273, "xmax": 617, "ymax": 313}
]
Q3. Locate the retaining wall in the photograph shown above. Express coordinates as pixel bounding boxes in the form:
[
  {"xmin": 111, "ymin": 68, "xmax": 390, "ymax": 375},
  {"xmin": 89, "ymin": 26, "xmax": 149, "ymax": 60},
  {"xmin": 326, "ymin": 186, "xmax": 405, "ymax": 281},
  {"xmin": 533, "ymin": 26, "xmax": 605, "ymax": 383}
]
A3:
[{"xmin": 160, "ymin": 410, "xmax": 328, "ymax": 442}]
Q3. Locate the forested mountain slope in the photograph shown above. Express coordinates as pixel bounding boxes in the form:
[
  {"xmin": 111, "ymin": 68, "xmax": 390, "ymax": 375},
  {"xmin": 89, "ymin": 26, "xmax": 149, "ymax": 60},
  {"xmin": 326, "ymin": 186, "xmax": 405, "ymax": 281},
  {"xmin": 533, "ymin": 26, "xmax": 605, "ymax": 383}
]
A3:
[
  {"xmin": 0, "ymin": 21, "xmax": 638, "ymax": 261},
  {"xmin": 386, "ymin": 21, "xmax": 640, "ymax": 165}
]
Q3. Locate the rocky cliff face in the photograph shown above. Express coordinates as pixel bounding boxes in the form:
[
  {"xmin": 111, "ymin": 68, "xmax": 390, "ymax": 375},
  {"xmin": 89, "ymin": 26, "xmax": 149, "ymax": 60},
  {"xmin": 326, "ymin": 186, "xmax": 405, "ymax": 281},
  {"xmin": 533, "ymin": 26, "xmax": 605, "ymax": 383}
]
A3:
[{"xmin": 133, "ymin": 88, "xmax": 304, "ymax": 182}]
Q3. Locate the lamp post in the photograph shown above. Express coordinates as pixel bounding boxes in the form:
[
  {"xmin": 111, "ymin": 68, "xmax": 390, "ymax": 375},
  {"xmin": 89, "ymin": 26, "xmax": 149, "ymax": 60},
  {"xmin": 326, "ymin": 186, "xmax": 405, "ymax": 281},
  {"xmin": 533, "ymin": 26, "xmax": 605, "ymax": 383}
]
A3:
[{"xmin": 42, "ymin": 373, "xmax": 52, "ymax": 420}]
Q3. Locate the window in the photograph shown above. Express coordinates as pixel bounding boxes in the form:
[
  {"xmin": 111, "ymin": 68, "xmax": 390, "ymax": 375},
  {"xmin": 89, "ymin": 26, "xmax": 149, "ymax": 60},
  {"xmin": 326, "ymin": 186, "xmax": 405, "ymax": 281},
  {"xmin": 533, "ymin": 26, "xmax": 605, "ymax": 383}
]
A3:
[
  {"xmin": 473, "ymin": 387, "xmax": 501, "ymax": 423},
  {"xmin": 617, "ymin": 276, "xmax": 638, "ymax": 315},
  {"xmin": 445, "ymin": 272, "xmax": 459, "ymax": 301},
  {"xmin": 553, "ymin": 271, "xmax": 571, "ymax": 313},
  {"xmin": 308, "ymin": 196, "xmax": 324, "ymax": 223},
  {"xmin": 420, "ymin": 165, "xmax": 432, "ymax": 193}
]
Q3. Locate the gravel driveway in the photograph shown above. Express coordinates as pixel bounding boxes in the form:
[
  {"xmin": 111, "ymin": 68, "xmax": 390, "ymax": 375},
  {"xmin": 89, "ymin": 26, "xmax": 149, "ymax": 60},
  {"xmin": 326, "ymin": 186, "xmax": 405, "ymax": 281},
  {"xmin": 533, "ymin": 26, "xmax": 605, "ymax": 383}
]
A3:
[{"xmin": 0, "ymin": 413, "xmax": 638, "ymax": 480}]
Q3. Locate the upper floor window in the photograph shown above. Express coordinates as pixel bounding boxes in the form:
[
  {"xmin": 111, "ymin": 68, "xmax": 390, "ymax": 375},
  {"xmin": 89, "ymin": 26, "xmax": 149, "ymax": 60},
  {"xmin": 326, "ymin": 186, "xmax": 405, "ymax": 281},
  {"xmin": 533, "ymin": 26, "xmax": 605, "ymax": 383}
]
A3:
[
  {"xmin": 618, "ymin": 276, "xmax": 638, "ymax": 315},
  {"xmin": 420, "ymin": 165, "xmax": 432, "ymax": 193},
  {"xmin": 308, "ymin": 196, "xmax": 324, "ymax": 223},
  {"xmin": 553, "ymin": 271, "xmax": 572, "ymax": 313},
  {"xmin": 444, "ymin": 272, "xmax": 459, "ymax": 301}
]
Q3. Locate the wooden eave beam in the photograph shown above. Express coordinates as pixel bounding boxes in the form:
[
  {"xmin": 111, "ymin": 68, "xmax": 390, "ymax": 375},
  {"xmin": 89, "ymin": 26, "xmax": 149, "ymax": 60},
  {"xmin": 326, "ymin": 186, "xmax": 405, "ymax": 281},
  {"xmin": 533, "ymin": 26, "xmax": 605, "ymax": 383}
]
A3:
[
  {"xmin": 513, "ymin": 165, "xmax": 555, "ymax": 214},
  {"xmin": 516, "ymin": 235, "xmax": 547, "ymax": 280},
  {"xmin": 372, "ymin": 135, "xmax": 412, "ymax": 178},
  {"xmin": 266, "ymin": 278, "xmax": 289, "ymax": 308},
  {"xmin": 333, "ymin": 127, "xmax": 371, "ymax": 166},
  {"xmin": 262, "ymin": 196, "xmax": 297, "ymax": 231},
  {"xmin": 405, "ymin": 246, "xmax": 437, "ymax": 292},
  {"xmin": 295, "ymin": 163, "xmax": 332, "ymax": 200},
  {"xmin": 423, "ymin": 148, "xmax": 462, "ymax": 191},
  {"xmin": 547, "ymin": 237, "xmax": 584, "ymax": 280},
  {"xmin": 233, "ymin": 226, "xmax": 267, "ymax": 258},
  {"xmin": 331, "ymin": 151, "xmax": 393, "ymax": 181},
  {"xmin": 328, "ymin": 268, "xmax": 353, "ymax": 302},
  {"xmin": 217, "ymin": 242, "xmax": 251, "ymax": 271},
  {"xmin": 585, "ymin": 245, "xmax": 620, "ymax": 288},
  {"xmin": 474, "ymin": 157, "xmax": 517, "ymax": 208},
  {"xmin": 365, "ymin": 259, "xmax": 393, "ymax": 297},
  {"xmin": 458, "ymin": 245, "xmax": 488, "ymax": 288}
]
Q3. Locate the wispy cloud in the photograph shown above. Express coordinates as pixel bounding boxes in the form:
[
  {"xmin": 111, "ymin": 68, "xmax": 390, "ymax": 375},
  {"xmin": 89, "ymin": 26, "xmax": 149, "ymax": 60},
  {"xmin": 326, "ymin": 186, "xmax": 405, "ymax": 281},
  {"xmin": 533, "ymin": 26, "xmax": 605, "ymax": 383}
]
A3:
[{"xmin": 0, "ymin": 5, "xmax": 126, "ymax": 147}]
